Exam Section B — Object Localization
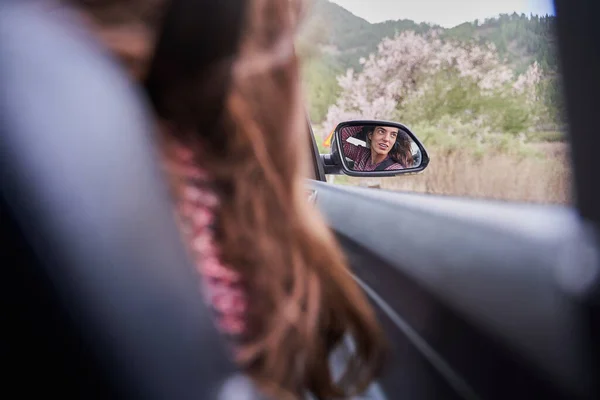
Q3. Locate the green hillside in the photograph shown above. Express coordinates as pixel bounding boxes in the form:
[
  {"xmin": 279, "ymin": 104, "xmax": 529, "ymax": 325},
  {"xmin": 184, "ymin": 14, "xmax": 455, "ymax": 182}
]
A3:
[
  {"xmin": 299, "ymin": 0, "xmax": 560, "ymax": 123},
  {"xmin": 445, "ymin": 13, "xmax": 558, "ymax": 72}
]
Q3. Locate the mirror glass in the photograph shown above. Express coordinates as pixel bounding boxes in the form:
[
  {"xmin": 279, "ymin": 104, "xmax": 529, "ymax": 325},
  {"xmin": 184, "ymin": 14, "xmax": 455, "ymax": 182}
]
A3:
[{"xmin": 339, "ymin": 124, "xmax": 422, "ymax": 171}]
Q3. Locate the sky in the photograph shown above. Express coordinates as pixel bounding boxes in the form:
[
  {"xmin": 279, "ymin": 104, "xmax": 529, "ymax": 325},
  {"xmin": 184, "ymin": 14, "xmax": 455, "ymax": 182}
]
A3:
[{"xmin": 329, "ymin": 0, "xmax": 555, "ymax": 28}]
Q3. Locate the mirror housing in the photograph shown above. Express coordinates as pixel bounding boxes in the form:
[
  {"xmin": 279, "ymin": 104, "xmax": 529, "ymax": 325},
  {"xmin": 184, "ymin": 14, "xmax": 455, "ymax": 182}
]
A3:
[{"xmin": 326, "ymin": 120, "xmax": 429, "ymax": 177}]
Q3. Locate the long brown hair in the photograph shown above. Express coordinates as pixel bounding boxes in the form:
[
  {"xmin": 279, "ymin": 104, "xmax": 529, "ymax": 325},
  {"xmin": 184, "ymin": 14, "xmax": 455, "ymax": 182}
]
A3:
[
  {"xmin": 68, "ymin": 0, "xmax": 387, "ymax": 397},
  {"xmin": 391, "ymin": 131, "xmax": 415, "ymax": 167}
]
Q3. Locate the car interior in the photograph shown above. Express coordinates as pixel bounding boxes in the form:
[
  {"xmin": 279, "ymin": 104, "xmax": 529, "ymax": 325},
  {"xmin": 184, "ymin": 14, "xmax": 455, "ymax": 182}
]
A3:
[
  {"xmin": 1, "ymin": 1, "xmax": 249, "ymax": 398},
  {"xmin": 1, "ymin": 0, "xmax": 598, "ymax": 399}
]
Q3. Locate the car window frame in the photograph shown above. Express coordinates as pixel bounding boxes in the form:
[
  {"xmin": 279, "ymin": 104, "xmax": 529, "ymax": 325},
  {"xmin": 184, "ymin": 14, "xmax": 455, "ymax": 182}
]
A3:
[{"xmin": 306, "ymin": 115, "xmax": 326, "ymax": 182}]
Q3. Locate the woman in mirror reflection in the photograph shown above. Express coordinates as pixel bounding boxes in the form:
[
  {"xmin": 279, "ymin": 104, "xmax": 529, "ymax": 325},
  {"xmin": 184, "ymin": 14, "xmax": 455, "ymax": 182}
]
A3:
[{"xmin": 341, "ymin": 125, "xmax": 414, "ymax": 171}]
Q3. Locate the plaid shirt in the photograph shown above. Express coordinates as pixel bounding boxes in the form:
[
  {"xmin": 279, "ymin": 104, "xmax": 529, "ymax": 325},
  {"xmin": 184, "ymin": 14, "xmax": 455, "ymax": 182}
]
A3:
[{"xmin": 341, "ymin": 125, "xmax": 405, "ymax": 171}]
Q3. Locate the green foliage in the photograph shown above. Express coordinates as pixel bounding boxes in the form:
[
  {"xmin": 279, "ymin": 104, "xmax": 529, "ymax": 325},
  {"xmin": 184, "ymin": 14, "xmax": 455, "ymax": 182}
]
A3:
[
  {"xmin": 300, "ymin": 0, "xmax": 563, "ymax": 127},
  {"xmin": 446, "ymin": 12, "xmax": 558, "ymax": 73},
  {"xmin": 407, "ymin": 116, "xmax": 544, "ymax": 161},
  {"xmin": 301, "ymin": 56, "xmax": 342, "ymax": 123},
  {"xmin": 307, "ymin": 1, "xmax": 557, "ymax": 73},
  {"xmin": 538, "ymin": 74, "xmax": 566, "ymax": 126},
  {"xmin": 304, "ymin": 0, "xmax": 436, "ymax": 70},
  {"xmin": 496, "ymin": 96, "xmax": 532, "ymax": 134},
  {"xmin": 447, "ymin": 22, "xmax": 478, "ymax": 41},
  {"xmin": 399, "ymin": 71, "xmax": 481, "ymax": 124},
  {"xmin": 397, "ymin": 69, "xmax": 541, "ymax": 136},
  {"xmin": 527, "ymin": 130, "xmax": 565, "ymax": 142}
]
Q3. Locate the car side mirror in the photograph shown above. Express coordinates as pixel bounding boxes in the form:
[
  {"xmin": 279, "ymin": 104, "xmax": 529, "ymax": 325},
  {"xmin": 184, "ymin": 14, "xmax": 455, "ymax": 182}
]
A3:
[{"xmin": 329, "ymin": 120, "xmax": 429, "ymax": 177}]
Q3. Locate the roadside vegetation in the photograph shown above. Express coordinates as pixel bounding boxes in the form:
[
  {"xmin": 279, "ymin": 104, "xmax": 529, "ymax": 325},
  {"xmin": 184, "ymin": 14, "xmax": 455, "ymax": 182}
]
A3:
[{"xmin": 299, "ymin": 0, "xmax": 569, "ymax": 204}]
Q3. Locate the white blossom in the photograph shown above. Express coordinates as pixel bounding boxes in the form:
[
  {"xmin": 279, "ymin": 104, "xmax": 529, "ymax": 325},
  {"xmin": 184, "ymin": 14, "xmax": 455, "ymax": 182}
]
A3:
[{"xmin": 323, "ymin": 31, "xmax": 542, "ymax": 131}]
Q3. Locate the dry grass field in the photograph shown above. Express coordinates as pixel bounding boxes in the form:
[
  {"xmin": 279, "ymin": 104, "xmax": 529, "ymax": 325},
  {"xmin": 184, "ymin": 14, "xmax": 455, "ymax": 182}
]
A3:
[{"xmin": 329, "ymin": 142, "xmax": 572, "ymax": 205}]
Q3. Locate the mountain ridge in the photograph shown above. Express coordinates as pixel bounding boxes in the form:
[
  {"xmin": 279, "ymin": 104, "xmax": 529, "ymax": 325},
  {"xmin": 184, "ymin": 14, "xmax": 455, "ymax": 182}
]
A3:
[
  {"xmin": 299, "ymin": 0, "xmax": 559, "ymax": 123},
  {"xmin": 302, "ymin": 0, "xmax": 557, "ymax": 72}
]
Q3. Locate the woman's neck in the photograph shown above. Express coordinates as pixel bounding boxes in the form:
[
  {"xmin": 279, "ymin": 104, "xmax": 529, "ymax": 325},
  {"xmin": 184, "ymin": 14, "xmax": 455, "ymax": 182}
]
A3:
[{"xmin": 370, "ymin": 149, "xmax": 387, "ymax": 165}]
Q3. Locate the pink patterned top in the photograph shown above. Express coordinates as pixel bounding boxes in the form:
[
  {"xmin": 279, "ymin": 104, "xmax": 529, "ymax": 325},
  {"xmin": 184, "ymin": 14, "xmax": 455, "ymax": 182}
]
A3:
[{"xmin": 170, "ymin": 145, "xmax": 248, "ymax": 339}]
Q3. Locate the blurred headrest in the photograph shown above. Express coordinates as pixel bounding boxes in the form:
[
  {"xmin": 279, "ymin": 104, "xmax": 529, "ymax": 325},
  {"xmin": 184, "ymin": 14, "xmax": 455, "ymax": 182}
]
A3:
[{"xmin": 0, "ymin": 1, "xmax": 241, "ymax": 398}]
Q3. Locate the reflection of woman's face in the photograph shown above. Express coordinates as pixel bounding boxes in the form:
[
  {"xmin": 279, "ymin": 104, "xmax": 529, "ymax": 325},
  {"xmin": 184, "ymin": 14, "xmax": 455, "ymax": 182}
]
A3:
[{"xmin": 369, "ymin": 126, "xmax": 399, "ymax": 157}]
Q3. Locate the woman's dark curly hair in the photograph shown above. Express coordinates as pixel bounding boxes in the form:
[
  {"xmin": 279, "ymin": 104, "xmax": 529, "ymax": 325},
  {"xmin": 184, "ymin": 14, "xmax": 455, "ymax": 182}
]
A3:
[{"xmin": 358, "ymin": 126, "xmax": 414, "ymax": 168}]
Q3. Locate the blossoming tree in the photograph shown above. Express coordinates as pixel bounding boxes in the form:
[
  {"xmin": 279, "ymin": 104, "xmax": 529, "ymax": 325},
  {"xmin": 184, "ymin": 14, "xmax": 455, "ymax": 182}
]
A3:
[{"xmin": 322, "ymin": 31, "xmax": 543, "ymax": 139}]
